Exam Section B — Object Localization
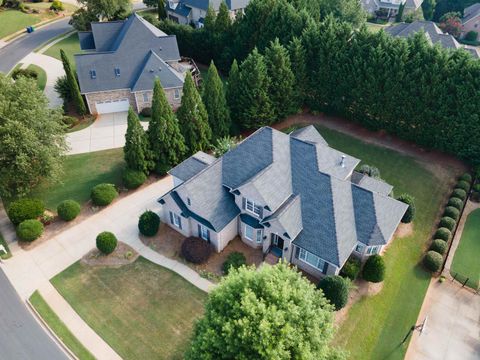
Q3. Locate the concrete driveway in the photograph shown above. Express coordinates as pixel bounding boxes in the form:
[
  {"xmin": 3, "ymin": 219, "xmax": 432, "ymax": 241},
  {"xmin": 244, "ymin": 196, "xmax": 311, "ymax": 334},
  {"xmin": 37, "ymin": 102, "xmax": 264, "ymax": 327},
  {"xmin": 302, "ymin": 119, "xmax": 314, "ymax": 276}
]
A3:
[{"xmin": 67, "ymin": 112, "xmax": 148, "ymax": 155}]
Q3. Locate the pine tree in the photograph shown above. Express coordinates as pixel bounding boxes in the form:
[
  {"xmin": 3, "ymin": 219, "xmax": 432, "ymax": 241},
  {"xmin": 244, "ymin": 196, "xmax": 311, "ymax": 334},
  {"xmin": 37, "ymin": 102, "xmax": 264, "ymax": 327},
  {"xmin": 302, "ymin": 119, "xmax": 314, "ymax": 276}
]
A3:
[
  {"xmin": 215, "ymin": 1, "xmax": 231, "ymax": 33},
  {"xmin": 226, "ymin": 59, "xmax": 241, "ymax": 127},
  {"xmin": 124, "ymin": 107, "xmax": 149, "ymax": 173},
  {"xmin": 147, "ymin": 79, "xmax": 186, "ymax": 174},
  {"xmin": 60, "ymin": 49, "xmax": 86, "ymax": 115},
  {"xmin": 177, "ymin": 72, "xmax": 212, "ymax": 154},
  {"xmin": 202, "ymin": 61, "xmax": 230, "ymax": 139},
  {"xmin": 288, "ymin": 36, "xmax": 307, "ymax": 110},
  {"xmin": 157, "ymin": 0, "xmax": 166, "ymax": 20},
  {"xmin": 237, "ymin": 48, "xmax": 273, "ymax": 129},
  {"xmin": 204, "ymin": 5, "xmax": 216, "ymax": 33},
  {"xmin": 265, "ymin": 38, "xmax": 296, "ymax": 121}
]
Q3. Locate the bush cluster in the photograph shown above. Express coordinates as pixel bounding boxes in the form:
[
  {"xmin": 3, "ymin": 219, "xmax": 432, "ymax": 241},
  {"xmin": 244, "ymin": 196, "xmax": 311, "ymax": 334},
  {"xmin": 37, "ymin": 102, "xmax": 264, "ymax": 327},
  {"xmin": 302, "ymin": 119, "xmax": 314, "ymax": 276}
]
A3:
[
  {"xmin": 396, "ymin": 193, "xmax": 416, "ymax": 223},
  {"xmin": 222, "ymin": 252, "xmax": 246, "ymax": 275},
  {"xmin": 447, "ymin": 197, "xmax": 463, "ymax": 210},
  {"xmin": 181, "ymin": 237, "xmax": 212, "ymax": 264},
  {"xmin": 12, "ymin": 68, "xmax": 38, "ymax": 80},
  {"xmin": 444, "ymin": 206, "xmax": 460, "ymax": 220},
  {"xmin": 122, "ymin": 169, "xmax": 147, "ymax": 189},
  {"xmin": 362, "ymin": 255, "xmax": 385, "ymax": 283},
  {"xmin": 16, "ymin": 219, "xmax": 44, "ymax": 242},
  {"xmin": 451, "ymin": 188, "xmax": 467, "ymax": 201},
  {"xmin": 7, "ymin": 198, "xmax": 45, "ymax": 225},
  {"xmin": 439, "ymin": 216, "xmax": 455, "ymax": 231},
  {"xmin": 318, "ymin": 275, "xmax": 350, "ymax": 311},
  {"xmin": 340, "ymin": 257, "xmax": 361, "ymax": 281},
  {"xmin": 434, "ymin": 227, "xmax": 451, "ymax": 242},
  {"xmin": 455, "ymin": 180, "xmax": 470, "ymax": 192},
  {"xmin": 50, "ymin": 0, "xmax": 64, "ymax": 11},
  {"xmin": 430, "ymin": 239, "xmax": 447, "ymax": 254},
  {"xmin": 138, "ymin": 210, "xmax": 160, "ymax": 236},
  {"xmin": 91, "ymin": 183, "xmax": 118, "ymax": 206},
  {"xmin": 96, "ymin": 231, "xmax": 117, "ymax": 254},
  {"xmin": 459, "ymin": 173, "xmax": 472, "ymax": 183},
  {"xmin": 423, "ymin": 251, "xmax": 443, "ymax": 272},
  {"xmin": 57, "ymin": 200, "xmax": 81, "ymax": 221}
]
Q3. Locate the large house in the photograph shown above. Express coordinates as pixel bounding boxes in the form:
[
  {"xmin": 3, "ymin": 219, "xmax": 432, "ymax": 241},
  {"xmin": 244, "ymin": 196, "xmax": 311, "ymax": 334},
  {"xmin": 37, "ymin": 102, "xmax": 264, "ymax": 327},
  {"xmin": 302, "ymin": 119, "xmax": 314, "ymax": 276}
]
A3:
[
  {"xmin": 75, "ymin": 13, "xmax": 187, "ymax": 115},
  {"xmin": 166, "ymin": 0, "xmax": 249, "ymax": 27},
  {"xmin": 158, "ymin": 126, "xmax": 408, "ymax": 278},
  {"xmin": 361, "ymin": 0, "xmax": 423, "ymax": 18},
  {"xmin": 386, "ymin": 20, "xmax": 480, "ymax": 58},
  {"xmin": 461, "ymin": 3, "xmax": 480, "ymax": 38}
]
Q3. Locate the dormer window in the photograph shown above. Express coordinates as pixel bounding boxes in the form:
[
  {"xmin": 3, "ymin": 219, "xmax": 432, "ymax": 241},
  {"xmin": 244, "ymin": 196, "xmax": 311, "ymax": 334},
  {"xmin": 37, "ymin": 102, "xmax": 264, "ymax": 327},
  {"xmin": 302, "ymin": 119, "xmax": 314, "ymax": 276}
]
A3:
[
  {"xmin": 245, "ymin": 198, "xmax": 262, "ymax": 217},
  {"xmin": 114, "ymin": 67, "xmax": 121, "ymax": 77},
  {"xmin": 90, "ymin": 70, "xmax": 96, "ymax": 79}
]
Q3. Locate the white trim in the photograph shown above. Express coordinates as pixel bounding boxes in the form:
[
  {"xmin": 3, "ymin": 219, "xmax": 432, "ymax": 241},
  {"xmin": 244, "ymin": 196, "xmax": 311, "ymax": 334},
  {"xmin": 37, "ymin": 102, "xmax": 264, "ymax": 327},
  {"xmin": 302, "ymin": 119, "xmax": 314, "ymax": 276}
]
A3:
[
  {"xmin": 199, "ymin": 224, "xmax": 209, "ymax": 241},
  {"xmin": 298, "ymin": 248, "xmax": 326, "ymax": 272},
  {"xmin": 173, "ymin": 213, "xmax": 181, "ymax": 228},
  {"xmin": 245, "ymin": 198, "xmax": 261, "ymax": 217}
]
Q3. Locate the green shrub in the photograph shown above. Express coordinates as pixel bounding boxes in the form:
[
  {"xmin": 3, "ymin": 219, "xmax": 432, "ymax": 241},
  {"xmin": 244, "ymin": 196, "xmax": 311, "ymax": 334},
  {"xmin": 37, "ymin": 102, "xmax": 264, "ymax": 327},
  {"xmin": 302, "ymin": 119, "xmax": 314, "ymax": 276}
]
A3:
[
  {"xmin": 91, "ymin": 183, "xmax": 118, "ymax": 206},
  {"xmin": 434, "ymin": 227, "xmax": 451, "ymax": 241},
  {"xmin": 444, "ymin": 206, "xmax": 460, "ymax": 220},
  {"xmin": 122, "ymin": 169, "xmax": 147, "ymax": 189},
  {"xmin": 459, "ymin": 173, "xmax": 472, "ymax": 183},
  {"xmin": 430, "ymin": 239, "xmax": 447, "ymax": 254},
  {"xmin": 96, "ymin": 231, "xmax": 117, "ymax": 254},
  {"xmin": 464, "ymin": 31, "xmax": 478, "ymax": 42},
  {"xmin": 447, "ymin": 197, "xmax": 463, "ymax": 210},
  {"xmin": 423, "ymin": 251, "xmax": 443, "ymax": 272},
  {"xmin": 12, "ymin": 68, "xmax": 38, "ymax": 80},
  {"xmin": 222, "ymin": 252, "xmax": 247, "ymax": 275},
  {"xmin": 138, "ymin": 210, "xmax": 160, "ymax": 236},
  {"xmin": 358, "ymin": 164, "xmax": 381, "ymax": 178},
  {"xmin": 57, "ymin": 200, "xmax": 81, "ymax": 221},
  {"xmin": 340, "ymin": 257, "xmax": 361, "ymax": 281},
  {"xmin": 396, "ymin": 193, "xmax": 416, "ymax": 223},
  {"xmin": 62, "ymin": 115, "xmax": 77, "ymax": 127},
  {"xmin": 439, "ymin": 216, "xmax": 456, "ymax": 231},
  {"xmin": 181, "ymin": 237, "xmax": 212, "ymax": 264},
  {"xmin": 140, "ymin": 107, "xmax": 152, "ymax": 117},
  {"xmin": 455, "ymin": 180, "xmax": 470, "ymax": 192},
  {"xmin": 16, "ymin": 219, "xmax": 44, "ymax": 242},
  {"xmin": 451, "ymin": 188, "xmax": 467, "ymax": 201},
  {"xmin": 50, "ymin": 0, "xmax": 64, "ymax": 11},
  {"xmin": 318, "ymin": 275, "xmax": 350, "ymax": 311},
  {"xmin": 7, "ymin": 198, "xmax": 45, "ymax": 225},
  {"xmin": 362, "ymin": 254, "xmax": 386, "ymax": 283}
]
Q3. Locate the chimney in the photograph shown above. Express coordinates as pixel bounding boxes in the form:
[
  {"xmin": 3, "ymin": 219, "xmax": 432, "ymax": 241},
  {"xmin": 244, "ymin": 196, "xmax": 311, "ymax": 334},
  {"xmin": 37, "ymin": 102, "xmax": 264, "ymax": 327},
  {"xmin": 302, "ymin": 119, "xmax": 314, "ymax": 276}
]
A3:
[{"xmin": 341, "ymin": 155, "xmax": 346, "ymax": 168}]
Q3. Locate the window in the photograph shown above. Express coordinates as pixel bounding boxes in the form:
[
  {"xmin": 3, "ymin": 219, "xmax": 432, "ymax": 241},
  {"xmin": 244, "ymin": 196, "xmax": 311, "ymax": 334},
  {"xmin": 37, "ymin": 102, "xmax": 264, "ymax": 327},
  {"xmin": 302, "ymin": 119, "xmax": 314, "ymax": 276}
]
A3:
[
  {"xmin": 143, "ymin": 93, "xmax": 149, "ymax": 102},
  {"xmin": 244, "ymin": 225, "xmax": 263, "ymax": 244},
  {"xmin": 244, "ymin": 224, "xmax": 254, "ymax": 241},
  {"xmin": 174, "ymin": 89, "xmax": 180, "ymax": 99},
  {"xmin": 245, "ymin": 198, "xmax": 262, "ymax": 217},
  {"xmin": 355, "ymin": 243, "xmax": 366, "ymax": 253},
  {"xmin": 256, "ymin": 229, "xmax": 263, "ymax": 244},
  {"xmin": 90, "ymin": 70, "xmax": 96, "ymax": 79},
  {"xmin": 367, "ymin": 245, "xmax": 380, "ymax": 255},
  {"xmin": 114, "ymin": 67, "xmax": 121, "ymax": 77},
  {"xmin": 298, "ymin": 248, "xmax": 327, "ymax": 272},
  {"xmin": 170, "ymin": 211, "xmax": 182, "ymax": 229},
  {"xmin": 199, "ymin": 224, "xmax": 210, "ymax": 241}
]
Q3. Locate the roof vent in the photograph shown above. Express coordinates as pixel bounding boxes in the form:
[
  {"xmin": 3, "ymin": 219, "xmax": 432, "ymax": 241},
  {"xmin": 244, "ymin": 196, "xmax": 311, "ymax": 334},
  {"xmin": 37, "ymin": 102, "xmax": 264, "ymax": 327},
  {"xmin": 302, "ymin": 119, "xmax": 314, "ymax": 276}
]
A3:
[
  {"xmin": 159, "ymin": 46, "xmax": 162, "ymax": 51},
  {"xmin": 159, "ymin": 67, "xmax": 162, "ymax": 71},
  {"xmin": 149, "ymin": 69, "xmax": 154, "ymax": 73},
  {"xmin": 340, "ymin": 155, "xmax": 346, "ymax": 168}
]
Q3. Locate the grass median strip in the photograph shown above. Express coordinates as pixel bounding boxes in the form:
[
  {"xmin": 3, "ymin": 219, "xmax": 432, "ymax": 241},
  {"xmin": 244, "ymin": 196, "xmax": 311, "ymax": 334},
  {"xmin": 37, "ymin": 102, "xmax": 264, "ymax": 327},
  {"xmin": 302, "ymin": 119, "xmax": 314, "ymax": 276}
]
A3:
[{"xmin": 0, "ymin": 232, "xmax": 11, "ymax": 260}]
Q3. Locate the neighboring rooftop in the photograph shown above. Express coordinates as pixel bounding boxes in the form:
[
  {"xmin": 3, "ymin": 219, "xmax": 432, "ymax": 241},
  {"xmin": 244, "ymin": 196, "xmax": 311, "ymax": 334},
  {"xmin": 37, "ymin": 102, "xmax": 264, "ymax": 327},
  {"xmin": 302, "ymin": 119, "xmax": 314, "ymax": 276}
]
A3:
[
  {"xmin": 462, "ymin": 3, "xmax": 480, "ymax": 24},
  {"xmin": 169, "ymin": 151, "xmax": 216, "ymax": 182}
]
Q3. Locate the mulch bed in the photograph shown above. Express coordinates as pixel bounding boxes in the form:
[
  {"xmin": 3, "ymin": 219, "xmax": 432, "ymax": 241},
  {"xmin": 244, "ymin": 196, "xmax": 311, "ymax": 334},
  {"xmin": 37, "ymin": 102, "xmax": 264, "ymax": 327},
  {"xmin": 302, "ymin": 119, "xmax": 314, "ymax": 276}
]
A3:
[{"xmin": 81, "ymin": 241, "xmax": 139, "ymax": 267}]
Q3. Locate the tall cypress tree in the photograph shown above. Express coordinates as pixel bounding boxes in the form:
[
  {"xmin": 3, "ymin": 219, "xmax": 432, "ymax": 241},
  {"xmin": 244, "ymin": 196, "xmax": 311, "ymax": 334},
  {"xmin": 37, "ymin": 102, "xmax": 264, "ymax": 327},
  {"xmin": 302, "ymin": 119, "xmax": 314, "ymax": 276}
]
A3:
[
  {"xmin": 60, "ymin": 49, "xmax": 86, "ymax": 115},
  {"xmin": 215, "ymin": 1, "xmax": 232, "ymax": 33},
  {"xmin": 147, "ymin": 79, "xmax": 186, "ymax": 174},
  {"xmin": 202, "ymin": 61, "xmax": 230, "ymax": 139},
  {"xmin": 265, "ymin": 38, "xmax": 296, "ymax": 121},
  {"xmin": 237, "ymin": 48, "xmax": 273, "ymax": 129},
  {"xmin": 158, "ymin": 0, "xmax": 166, "ymax": 20},
  {"xmin": 288, "ymin": 36, "xmax": 307, "ymax": 110},
  {"xmin": 177, "ymin": 72, "xmax": 212, "ymax": 154},
  {"xmin": 226, "ymin": 59, "xmax": 241, "ymax": 126},
  {"xmin": 124, "ymin": 107, "xmax": 149, "ymax": 173}
]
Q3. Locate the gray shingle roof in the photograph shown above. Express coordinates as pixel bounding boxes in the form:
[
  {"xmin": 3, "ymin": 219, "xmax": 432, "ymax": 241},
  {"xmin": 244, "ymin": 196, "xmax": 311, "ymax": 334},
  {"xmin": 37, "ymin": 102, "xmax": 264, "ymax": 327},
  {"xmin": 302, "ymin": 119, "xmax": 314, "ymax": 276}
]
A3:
[
  {"xmin": 78, "ymin": 31, "xmax": 95, "ymax": 50},
  {"xmin": 262, "ymin": 195, "xmax": 303, "ymax": 240},
  {"xmin": 290, "ymin": 125, "xmax": 328, "ymax": 146},
  {"xmin": 90, "ymin": 21, "xmax": 125, "ymax": 51},
  {"xmin": 169, "ymin": 151, "xmax": 215, "ymax": 182},
  {"xmin": 463, "ymin": 3, "xmax": 480, "ymax": 24},
  {"xmin": 351, "ymin": 171, "xmax": 393, "ymax": 195}
]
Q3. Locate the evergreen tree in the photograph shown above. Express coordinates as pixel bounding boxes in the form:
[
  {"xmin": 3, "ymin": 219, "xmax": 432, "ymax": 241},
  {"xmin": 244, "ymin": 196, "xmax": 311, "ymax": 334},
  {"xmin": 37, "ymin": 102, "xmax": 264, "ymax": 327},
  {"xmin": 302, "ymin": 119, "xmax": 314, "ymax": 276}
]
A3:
[
  {"xmin": 226, "ymin": 59, "xmax": 241, "ymax": 126},
  {"xmin": 147, "ymin": 79, "xmax": 186, "ymax": 174},
  {"xmin": 237, "ymin": 48, "xmax": 273, "ymax": 129},
  {"xmin": 215, "ymin": 1, "xmax": 232, "ymax": 33},
  {"xmin": 177, "ymin": 72, "xmax": 212, "ymax": 154},
  {"xmin": 265, "ymin": 38, "xmax": 296, "ymax": 121},
  {"xmin": 60, "ymin": 49, "xmax": 86, "ymax": 115},
  {"xmin": 204, "ymin": 5, "xmax": 216, "ymax": 33},
  {"xmin": 202, "ymin": 61, "xmax": 230, "ymax": 139},
  {"xmin": 124, "ymin": 107, "xmax": 149, "ymax": 173},
  {"xmin": 288, "ymin": 36, "xmax": 307, "ymax": 110},
  {"xmin": 157, "ymin": 0, "xmax": 166, "ymax": 20},
  {"xmin": 422, "ymin": 0, "xmax": 436, "ymax": 20}
]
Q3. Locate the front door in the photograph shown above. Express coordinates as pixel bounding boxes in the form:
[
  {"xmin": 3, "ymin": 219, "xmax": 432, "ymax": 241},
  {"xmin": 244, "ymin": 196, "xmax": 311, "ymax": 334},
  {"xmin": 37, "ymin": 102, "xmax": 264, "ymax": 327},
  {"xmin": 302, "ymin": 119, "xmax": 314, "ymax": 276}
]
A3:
[{"xmin": 271, "ymin": 234, "xmax": 284, "ymax": 257}]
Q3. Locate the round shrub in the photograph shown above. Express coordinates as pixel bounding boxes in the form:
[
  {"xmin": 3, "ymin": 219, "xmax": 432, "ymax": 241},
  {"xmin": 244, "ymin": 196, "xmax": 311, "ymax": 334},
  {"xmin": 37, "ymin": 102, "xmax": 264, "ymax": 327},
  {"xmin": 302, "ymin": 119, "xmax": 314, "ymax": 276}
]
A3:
[
  {"xmin": 465, "ymin": 30, "xmax": 478, "ymax": 42},
  {"xmin": 340, "ymin": 257, "xmax": 361, "ymax": 281},
  {"xmin": 57, "ymin": 200, "xmax": 81, "ymax": 221},
  {"xmin": 12, "ymin": 68, "xmax": 38, "ymax": 80},
  {"xmin": 358, "ymin": 164, "xmax": 381, "ymax": 178},
  {"xmin": 434, "ymin": 227, "xmax": 451, "ymax": 241},
  {"xmin": 122, "ymin": 169, "xmax": 147, "ymax": 189},
  {"xmin": 447, "ymin": 197, "xmax": 463, "ymax": 210},
  {"xmin": 138, "ymin": 210, "xmax": 160, "ymax": 236},
  {"xmin": 455, "ymin": 180, "xmax": 470, "ymax": 192},
  {"xmin": 318, "ymin": 275, "xmax": 350, "ymax": 311},
  {"xmin": 91, "ymin": 183, "xmax": 118, "ymax": 206},
  {"xmin": 459, "ymin": 173, "xmax": 472, "ymax": 183},
  {"xmin": 16, "ymin": 219, "xmax": 44, "ymax": 242},
  {"xmin": 444, "ymin": 206, "xmax": 460, "ymax": 220},
  {"xmin": 362, "ymin": 254, "xmax": 386, "ymax": 283},
  {"xmin": 181, "ymin": 237, "xmax": 212, "ymax": 264},
  {"xmin": 140, "ymin": 107, "xmax": 152, "ymax": 117},
  {"xmin": 423, "ymin": 251, "xmax": 443, "ymax": 272},
  {"xmin": 396, "ymin": 193, "xmax": 416, "ymax": 223},
  {"xmin": 439, "ymin": 216, "xmax": 456, "ymax": 231},
  {"xmin": 430, "ymin": 239, "xmax": 447, "ymax": 254},
  {"xmin": 96, "ymin": 231, "xmax": 117, "ymax": 255},
  {"xmin": 50, "ymin": 0, "xmax": 64, "ymax": 11},
  {"xmin": 222, "ymin": 251, "xmax": 246, "ymax": 275},
  {"xmin": 451, "ymin": 188, "xmax": 467, "ymax": 201},
  {"xmin": 473, "ymin": 183, "xmax": 480, "ymax": 192},
  {"xmin": 7, "ymin": 198, "xmax": 45, "ymax": 225}
]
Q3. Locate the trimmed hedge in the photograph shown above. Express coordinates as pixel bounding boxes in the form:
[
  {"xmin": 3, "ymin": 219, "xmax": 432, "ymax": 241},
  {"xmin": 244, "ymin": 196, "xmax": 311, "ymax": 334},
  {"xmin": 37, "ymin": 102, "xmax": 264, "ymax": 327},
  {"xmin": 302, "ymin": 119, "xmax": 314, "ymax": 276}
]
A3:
[
  {"xmin": 57, "ymin": 200, "xmax": 81, "ymax": 221},
  {"xmin": 16, "ymin": 219, "xmax": 44, "ymax": 242},
  {"xmin": 222, "ymin": 251, "xmax": 247, "ymax": 275},
  {"xmin": 434, "ymin": 227, "xmax": 451, "ymax": 242},
  {"xmin": 7, "ymin": 198, "xmax": 45, "ymax": 225},
  {"xmin": 362, "ymin": 254, "xmax": 386, "ymax": 283},
  {"xmin": 122, "ymin": 169, "xmax": 147, "ymax": 189},
  {"xmin": 451, "ymin": 188, "xmax": 467, "ymax": 201},
  {"xmin": 91, "ymin": 183, "xmax": 118, "ymax": 206},
  {"xmin": 12, "ymin": 68, "xmax": 38, "ymax": 80},
  {"xmin": 459, "ymin": 173, "xmax": 472, "ymax": 183},
  {"xmin": 138, "ymin": 210, "xmax": 160, "ymax": 236},
  {"xmin": 318, "ymin": 275, "xmax": 350, "ymax": 311},
  {"xmin": 423, "ymin": 251, "xmax": 443, "ymax": 272},
  {"xmin": 439, "ymin": 216, "xmax": 456, "ymax": 231},
  {"xmin": 444, "ymin": 206, "xmax": 460, "ymax": 220},
  {"xmin": 96, "ymin": 231, "xmax": 117, "ymax": 254},
  {"xmin": 181, "ymin": 237, "xmax": 212, "ymax": 264},
  {"xmin": 430, "ymin": 239, "xmax": 447, "ymax": 254},
  {"xmin": 455, "ymin": 180, "xmax": 470, "ymax": 192},
  {"xmin": 447, "ymin": 197, "xmax": 464, "ymax": 210},
  {"xmin": 340, "ymin": 257, "xmax": 361, "ymax": 281},
  {"xmin": 396, "ymin": 193, "xmax": 416, "ymax": 223}
]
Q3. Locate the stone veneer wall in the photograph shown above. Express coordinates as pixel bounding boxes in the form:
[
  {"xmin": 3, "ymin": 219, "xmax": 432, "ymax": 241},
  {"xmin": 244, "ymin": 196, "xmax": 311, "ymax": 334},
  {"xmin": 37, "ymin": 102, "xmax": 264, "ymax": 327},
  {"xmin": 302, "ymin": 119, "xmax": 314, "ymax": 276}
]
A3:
[
  {"xmin": 134, "ymin": 88, "xmax": 183, "ymax": 113},
  {"xmin": 85, "ymin": 89, "xmax": 136, "ymax": 114}
]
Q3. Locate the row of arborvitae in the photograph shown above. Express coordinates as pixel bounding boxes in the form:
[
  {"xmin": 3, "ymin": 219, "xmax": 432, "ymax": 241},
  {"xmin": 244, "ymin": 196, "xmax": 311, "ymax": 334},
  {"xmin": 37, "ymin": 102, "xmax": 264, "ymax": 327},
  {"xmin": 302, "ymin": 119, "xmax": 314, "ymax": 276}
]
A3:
[
  {"xmin": 471, "ymin": 167, "xmax": 480, "ymax": 202},
  {"xmin": 423, "ymin": 173, "xmax": 473, "ymax": 273}
]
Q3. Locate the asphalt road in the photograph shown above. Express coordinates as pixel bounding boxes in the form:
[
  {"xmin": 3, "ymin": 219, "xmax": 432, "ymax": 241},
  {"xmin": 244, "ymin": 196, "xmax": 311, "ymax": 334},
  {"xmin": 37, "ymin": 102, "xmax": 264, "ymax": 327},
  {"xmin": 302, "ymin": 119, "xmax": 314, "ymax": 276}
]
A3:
[
  {"xmin": 0, "ymin": 18, "xmax": 72, "ymax": 74},
  {"xmin": 0, "ymin": 269, "xmax": 68, "ymax": 360}
]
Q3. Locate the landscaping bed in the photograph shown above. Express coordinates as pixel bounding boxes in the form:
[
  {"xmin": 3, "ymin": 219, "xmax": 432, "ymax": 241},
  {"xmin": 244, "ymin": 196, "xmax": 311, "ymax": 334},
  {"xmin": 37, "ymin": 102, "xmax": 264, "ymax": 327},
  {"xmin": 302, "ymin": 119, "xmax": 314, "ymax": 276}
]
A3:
[
  {"xmin": 81, "ymin": 241, "xmax": 139, "ymax": 267},
  {"xmin": 26, "ymin": 64, "xmax": 46, "ymax": 90}
]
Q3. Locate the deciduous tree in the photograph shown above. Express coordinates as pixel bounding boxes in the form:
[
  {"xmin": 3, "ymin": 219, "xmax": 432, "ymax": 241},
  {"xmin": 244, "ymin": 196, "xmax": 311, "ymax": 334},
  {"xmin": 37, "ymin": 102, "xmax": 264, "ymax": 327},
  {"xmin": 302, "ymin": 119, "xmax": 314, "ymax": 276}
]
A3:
[
  {"xmin": 71, "ymin": 0, "xmax": 131, "ymax": 30},
  {"xmin": 439, "ymin": 11, "xmax": 462, "ymax": 37},
  {"xmin": 124, "ymin": 107, "xmax": 149, "ymax": 173}
]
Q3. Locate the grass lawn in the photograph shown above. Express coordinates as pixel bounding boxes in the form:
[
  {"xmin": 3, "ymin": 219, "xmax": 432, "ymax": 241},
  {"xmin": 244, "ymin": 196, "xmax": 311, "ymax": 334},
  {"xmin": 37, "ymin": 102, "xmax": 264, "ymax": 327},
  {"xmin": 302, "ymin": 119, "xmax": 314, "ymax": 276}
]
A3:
[
  {"xmin": 44, "ymin": 32, "xmax": 80, "ymax": 66},
  {"xmin": 450, "ymin": 208, "xmax": 480, "ymax": 289},
  {"xmin": 29, "ymin": 291, "xmax": 95, "ymax": 360},
  {"xmin": 287, "ymin": 125, "xmax": 455, "ymax": 360},
  {"xmin": 0, "ymin": 10, "xmax": 42, "ymax": 39},
  {"xmin": 51, "ymin": 257, "xmax": 206, "ymax": 360},
  {"xmin": 27, "ymin": 64, "xmax": 47, "ymax": 90},
  {"xmin": 0, "ymin": 231, "xmax": 11, "ymax": 260},
  {"xmin": 30, "ymin": 148, "xmax": 125, "ymax": 210},
  {"xmin": 365, "ymin": 22, "xmax": 389, "ymax": 33}
]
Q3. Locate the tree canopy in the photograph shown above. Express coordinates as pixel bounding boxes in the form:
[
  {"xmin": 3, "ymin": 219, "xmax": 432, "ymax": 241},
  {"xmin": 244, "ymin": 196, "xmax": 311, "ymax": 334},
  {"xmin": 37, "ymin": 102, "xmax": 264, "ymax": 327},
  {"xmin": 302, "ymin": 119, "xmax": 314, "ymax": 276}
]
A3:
[
  {"xmin": 124, "ymin": 107, "xmax": 149, "ymax": 173},
  {"xmin": 71, "ymin": 0, "xmax": 131, "ymax": 30}
]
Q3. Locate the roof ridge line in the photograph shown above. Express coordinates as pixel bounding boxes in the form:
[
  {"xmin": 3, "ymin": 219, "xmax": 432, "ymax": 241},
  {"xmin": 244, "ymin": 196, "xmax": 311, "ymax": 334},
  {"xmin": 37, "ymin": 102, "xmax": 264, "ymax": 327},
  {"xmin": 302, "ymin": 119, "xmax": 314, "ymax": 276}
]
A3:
[{"xmin": 327, "ymin": 175, "xmax": 341, "ymax": 265}]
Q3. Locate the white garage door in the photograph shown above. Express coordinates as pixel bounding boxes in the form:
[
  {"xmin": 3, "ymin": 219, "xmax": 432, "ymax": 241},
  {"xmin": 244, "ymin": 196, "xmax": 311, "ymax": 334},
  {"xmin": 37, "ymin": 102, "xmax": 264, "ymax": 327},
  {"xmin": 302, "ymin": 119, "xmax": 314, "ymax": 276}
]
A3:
[{"xmin": 96, "ymin": 99, "xmax": 130, "ymax": 114}]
